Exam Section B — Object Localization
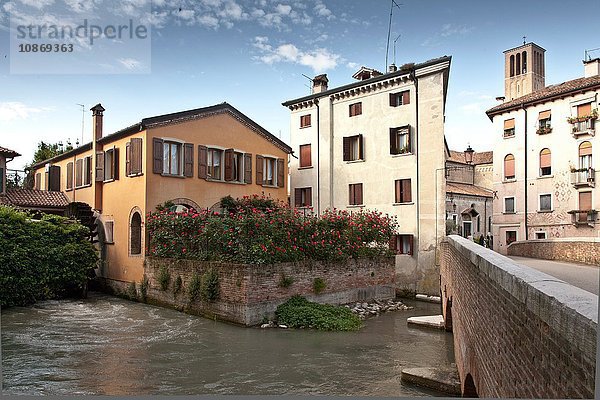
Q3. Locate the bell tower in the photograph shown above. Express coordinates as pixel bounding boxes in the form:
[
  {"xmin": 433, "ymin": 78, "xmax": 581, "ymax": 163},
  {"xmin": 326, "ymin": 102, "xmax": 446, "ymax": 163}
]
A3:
[{"xmin": 504, "ymin": 42, "xmax": 545, "ymax": 101}]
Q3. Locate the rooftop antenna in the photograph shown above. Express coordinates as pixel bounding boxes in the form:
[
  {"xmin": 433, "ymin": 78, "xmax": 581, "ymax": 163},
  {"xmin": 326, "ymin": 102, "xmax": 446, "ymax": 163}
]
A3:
[
  {"xmin": 584, "ymin": 47, "xmax": 600, "ymax": 61},
  {"xmin": 76, "ymin": 103, "xmax": 84, "ymax": 146},
  {"xmin": 522, "ymin": 36, "xmax": 526, "ymax": 45},
  {"xmin": 385, "ymin": 0, "xmax": 402, "ymax": 71},
  {"xmin": 393, "ymin": 34, "xmax": 401, "ymax": 65},
  {"xmin": 302, "ymin": 73, "xmax": 313, "ymax": 94}
]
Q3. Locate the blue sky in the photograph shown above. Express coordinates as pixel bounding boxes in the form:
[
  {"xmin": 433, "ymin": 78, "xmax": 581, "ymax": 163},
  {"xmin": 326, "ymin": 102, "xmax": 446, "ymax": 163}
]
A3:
[{"xmin": 1, "ymin": 0, "xmax": 599, "ymax": 170}]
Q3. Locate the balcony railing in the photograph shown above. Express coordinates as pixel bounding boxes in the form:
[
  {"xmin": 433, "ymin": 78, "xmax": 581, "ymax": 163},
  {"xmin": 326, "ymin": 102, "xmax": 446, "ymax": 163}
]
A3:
[
  {"xmin": 568, "ymin": 209, "xmax": 598, "ymax": 227},
  {"xmin": 570, "ymin": 118, "xmax": 596, "ymax": 137},
  {"xmin": 570, "ymin": 168, "xmax": 595, "ymax": 187}
]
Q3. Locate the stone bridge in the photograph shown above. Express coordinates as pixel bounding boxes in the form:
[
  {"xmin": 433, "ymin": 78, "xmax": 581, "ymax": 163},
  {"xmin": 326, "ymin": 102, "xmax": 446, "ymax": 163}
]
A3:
[{"xmin": 440, "ymin": 235, "xmax": 597, "ymax": 398}]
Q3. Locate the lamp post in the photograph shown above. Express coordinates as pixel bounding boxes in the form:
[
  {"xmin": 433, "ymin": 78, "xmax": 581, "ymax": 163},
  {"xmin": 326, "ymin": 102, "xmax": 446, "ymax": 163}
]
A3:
[{"xmin": 464, "ymin": 144, "xmax": 474, "ymax": 164}]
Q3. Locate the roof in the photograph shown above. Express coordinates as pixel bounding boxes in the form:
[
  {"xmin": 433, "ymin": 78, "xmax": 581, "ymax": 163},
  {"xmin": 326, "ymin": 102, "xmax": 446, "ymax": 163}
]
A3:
[
  {"xmin": 32, "ymin": 102, "xmax": 292, "ymax": 169},
  {"xmin": 447, "ymin": 150, "xmax": 493, "ymax": 165},
  {"xmin": 486, "ymin": 74, "xmax": 600, "ymax": 119},
  {"xmin": 0, "ymin": 146, "xmax": 20, "ymax": 158},
  {"xmin": 282, "ymin": 56, "xmax": 452, "ymax": 107},
  {"xmin": 351, "ymin": 66, "xmax": 383, "ymax": 80},
  {"xmin": 1, "ymin": 189, "xmax": 69, "ymax": 209},
  {"xmin": 446, "ymin": 182, "xmax": 493, "ymax": 198}
]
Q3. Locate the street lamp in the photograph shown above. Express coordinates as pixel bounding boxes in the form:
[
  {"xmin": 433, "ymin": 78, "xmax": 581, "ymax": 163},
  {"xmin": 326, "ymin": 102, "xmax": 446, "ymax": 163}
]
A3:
[{"xmin": 464, "ymin": 145, "xmax": 474, "ymax": 164}]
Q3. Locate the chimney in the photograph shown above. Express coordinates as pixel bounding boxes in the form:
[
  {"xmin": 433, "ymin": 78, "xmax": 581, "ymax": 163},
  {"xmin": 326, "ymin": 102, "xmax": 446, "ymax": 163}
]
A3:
[
  {"xmin": 583, "ymin": 58, "xmax": 600, "ymax": 78},
  {"xmin": 90, "ymin": 103, "xmax": 105, "ymax": 141},
  {"xmin": 312, "ymin": 74, "xmax": 328, "ymax": 94},
  {"xmin": 388, "ymin": 64, "xmax": 398, "ymax": 73}
]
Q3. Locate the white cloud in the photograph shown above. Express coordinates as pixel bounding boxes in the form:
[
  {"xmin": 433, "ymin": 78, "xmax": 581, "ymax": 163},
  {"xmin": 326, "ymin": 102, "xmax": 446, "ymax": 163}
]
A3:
[
  {"xmin": 275, "ymin": 4, "xmax": 291, "ymax": 15},
  {"xmin": 252, "ymin": 36, "xmax": 340, "ymax": 73},
  {"xmin": 176, "ymin": 9, "xmax": 196, "ymax": 20},
  {"xmin": 197, "ymin": 14, "xmax": 219, "ymax": 29},
  {"xmin": 0, "ymin": 102, "xmax": 51, "ymax": 121},
  {"xmin": 17, "ymin": 0, "xmax": 55, "ymax": 9},
  {"xmin": 440, "ymin": 23, "xmax": 473, "ymax": 37},
  {"xmin": 314, "ymin": 0, "xmax": 333, "ymax": 19},
  {"xmin": 118, "ymin": 58, "xmax": 142, "ymax": 70},
  {"xmin": 347, "ymin": 62, "xmax": 359, "ymax": 69}
]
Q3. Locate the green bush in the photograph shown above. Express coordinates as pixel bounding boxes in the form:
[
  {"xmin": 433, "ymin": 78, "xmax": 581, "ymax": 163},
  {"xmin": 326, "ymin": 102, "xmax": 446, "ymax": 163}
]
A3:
[
  {"xmin": 139, "ymin": 275, "xmax": 149, "ymax": 303},
  {"xmin": 173, "ymin": 275, "xmax": 182, "ymax": 297},
  {"xmin": 278, "ymin": 273, "xmax": 294, "ymax": 288},
  {"xmin": 201, "ymin": 268, "xmax": 219, "ymax": 302},
  {"xmin": 188, "ymin": 272, "xmax": 201, "ymax": 303},
  {"xmin": 157, "ymin": 265, "xmax": 170, "ymax": 291},
  {"xmin": 276, "ymin": 296, "xmax": 362, "ymax": 331},
  {"xmin": 313, "ymin": 277, "xmax": 326, "ymax": 294},
  {"xmin": 127, "ymin": 281, "xmax": 137, "ymax": 300},
  {"xmin": 0, "ymin": 206, "xmax": 98, "ymax": 307}
]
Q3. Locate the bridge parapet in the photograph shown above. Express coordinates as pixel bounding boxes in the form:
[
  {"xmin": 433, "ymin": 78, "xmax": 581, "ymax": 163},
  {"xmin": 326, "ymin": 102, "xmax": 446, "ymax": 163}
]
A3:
[{"xmin": 441, "ymin": 235, "xmax": 597, "ymax": 398}]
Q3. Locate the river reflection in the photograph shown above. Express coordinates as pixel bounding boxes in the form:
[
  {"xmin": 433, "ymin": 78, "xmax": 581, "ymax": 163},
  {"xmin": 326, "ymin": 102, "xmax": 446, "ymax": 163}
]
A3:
[{"xmin": 1, "ymin": 292, "xmax": 454, "ymax": 396}]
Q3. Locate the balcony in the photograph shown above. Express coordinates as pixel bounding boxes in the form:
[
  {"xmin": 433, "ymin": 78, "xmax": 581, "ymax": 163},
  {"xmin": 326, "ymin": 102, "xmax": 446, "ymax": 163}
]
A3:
[
  {"xmin": 570, "ymin": 168, "xmax": 595, "ymax": 188},
  {"xmin": 568, "ymin": 209, "xmax": 598, "ymax": 227},
  {"xmin": 569, "ymin": 116, "xmax": 596, "ymax": 137},
  {"xmin": 536, "ymin": 126, "xmax": 552, "ymax": 135}
]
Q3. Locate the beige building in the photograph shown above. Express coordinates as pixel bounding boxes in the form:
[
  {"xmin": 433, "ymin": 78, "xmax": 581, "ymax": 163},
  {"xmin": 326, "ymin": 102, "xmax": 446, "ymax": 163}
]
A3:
[
  {"xmin": 487, "ymin": 42, "xmax": 600, "ymax": 254},
  {"xmin": 283, "ymin": 57, "xmax": 451, "ymax": 295}
]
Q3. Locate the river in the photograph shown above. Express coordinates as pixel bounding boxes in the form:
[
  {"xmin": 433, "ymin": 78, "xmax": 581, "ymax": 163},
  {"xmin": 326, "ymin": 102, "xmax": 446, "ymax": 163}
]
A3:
[{"xmin": 1, "ymin": 292, "xmax": 455, "ymax": 396}]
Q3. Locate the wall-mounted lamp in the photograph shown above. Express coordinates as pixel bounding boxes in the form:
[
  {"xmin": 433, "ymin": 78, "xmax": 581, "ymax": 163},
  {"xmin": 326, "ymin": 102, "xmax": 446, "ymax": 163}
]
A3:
[{"xmin": 464, "ymin": 145, "xmax": 474, "ymax": 164}]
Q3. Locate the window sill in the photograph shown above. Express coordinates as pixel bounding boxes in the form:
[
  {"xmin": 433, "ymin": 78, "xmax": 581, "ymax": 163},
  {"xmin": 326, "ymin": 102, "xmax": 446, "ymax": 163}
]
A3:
[
  {"xmin": 393, "ymin": 202, "xmax": 414, "ymax": 206},
  {"xmin": 66, "ymin": 188, "xmax": 73, "ymax": 192},
  {"xmin": 503, "ymin": 135, "xmax": 515, "ymax": 139},
  {"xmin": 537, "ymin": 210, "xmax": 553, "ymax": 213},
  {"xmin": 298, "ymin": 166, "xmax": 313, "ymax": 170},
  {"xmin": 345, "ymin": 159, "xmax": 365, "ymax": 164},
  {"xmin": 103, "ymin": 178, "xmax": 115, "ymax": 183},
  {"xmin": 503, "ymin": 211, "xmax": 516, "ymax": 215},
  {"xmin": 503, "ymin": 178, "xmax": 516, "ymax": 183},
  {"xmin": 391, "ymin": 152, "xmax": 413, "ymax": 158},
  {"xmin": 75, "ymin": 183, "xmax": 93, "ymax": 189},
  {"xmin": 160, "ymin": 173, "xmax": 185, "ymax": 179},
  {"xmin": 300, "ymin": 125, "xmax": 311, "ymax": 129},
  {"xmin": 538, "ymin": 175, "xmax": 553, "ymax": 179},
  {"xmin": 105, "ymin": 241, "xmax": 115, "ymax": 245},
  {"xmin": 296, "ymin": 206, "xmax": 313, "ymax": 210},
  {"xmin": 127, "ymin": 173, "xmax": 144, "ymax": 178},
  {"xmin": 347, "ymin": 204, "xmax": 365, "ymax": 208},
  {"xmin": 262, "ymin": 184, "xmax": 279, "ymax": 188}
]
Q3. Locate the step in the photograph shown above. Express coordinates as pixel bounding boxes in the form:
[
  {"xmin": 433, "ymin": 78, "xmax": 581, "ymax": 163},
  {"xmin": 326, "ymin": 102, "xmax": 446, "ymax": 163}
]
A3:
[{"xmin": 401, "ymin": 366, "xmax": 461, "ymax": 396}]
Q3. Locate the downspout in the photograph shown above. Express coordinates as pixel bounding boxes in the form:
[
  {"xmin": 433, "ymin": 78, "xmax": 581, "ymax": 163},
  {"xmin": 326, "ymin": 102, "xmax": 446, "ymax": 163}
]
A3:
[
  {"xmin": 329, "ymin": 95, "xmax": 334, "ymax": 209},
  {"xmin": 523, "ymin": 104, "xmax": 528, "ymax": 240},
  {"xmin": 315, "ymin": 99, "xmax": 321, "ymax": 215},
  {"xmin": 411, "ymin": 69, "xmax": 421, "ymax": 247}
]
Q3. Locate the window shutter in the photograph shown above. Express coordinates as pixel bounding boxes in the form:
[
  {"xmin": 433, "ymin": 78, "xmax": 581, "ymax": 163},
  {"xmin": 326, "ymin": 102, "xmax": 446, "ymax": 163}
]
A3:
[
  {"xmin": 85, "ymin": 157, "xmax": 92, "ymax": 185},
  {"xmin": 408, "ymin": 235, "xmax": 414, "ymax": 255},
  {"xmin": 577, "ymin": 103, "xmax": 592, "ymax": 118},
  {"xmin": 343, "ymin": 137, "xmax": 350, "ymax": 161},
  {"xmin": 256, "ymin": 155, "xmax": 264, "ymax": 185},
  {"xmin": 349, "ymin": 184, "xmax": 355, "ymax": 205},
  {"xmin": 540, "ymin": 149, "xmax": 551, "ymax": 168},
  {"xmin": 406, "ymin": 126, "xmax": 412, "ymax": 153},
  {"xmin": 390, "ymin": 128, "xmax": 397, "ymax": 154},
  {"xmin": 403, "ymin": 179, "xmax": 412, "ymax": 202},
  {"xmin": 152, "ymin": 138, "xmax": 163, "ymax": 174},
  {"xmin": 356, "ymin": 183, "xmax": 363, "ymax": 205},
  {"xmin": 198, "ymin": 145, "xmax": 208, "ymax": 179},
  {"xmin": 357, "ymin": 102, "xmax": 362, "ymax": 114},
  {"xmin": 389, "ymin": 235, "xmax": 398, "ymax": 252},
  {"xmin": 504, "ymin": 119, "xmax": 515, "ymax": 130},
  {"xmin": 394, "ymin": 180, "xmax": 400, "ymax": 203},
  {"xmin": 126, "ymin": 142, "xmax": 131, "ymax": 176},
  {"xmin": 300, "ymin": 144, "xmax": 311, "ymax": 167},
  {"xmin": 277, "ymin": 158, "xmax": 285, "ymax": 188},
  {"xmin": 358, "ymin": 134, "xmax": 364, "ymax": 160},
  {"xmin": 132, "ymin": 138, "xmax": 142, "ymax": 174},
  {"xmin": 402, "ymin": 91, "xmax": 410, "ymax": 105},
  {"xmin": 224, "ymin": 148, "xmax": 234, "ymax": 181},
  {"xmin": 504, "ymin": 155, "xmax": 515, "ymax": 178},
  {"xmin": 76, "ymin": 159, "xmax": 83, "ymax": 187},
  {"xmin": 113, "ymin": 147, "xmax": 119, "ymax": 180},
  {"xmin": 183, "ymin": 143, "xmax": 194, "ymax": 177},
  {"xmin": 294, "ymin": 188, "xmax": 302, "ymax": 207},
  {"xmin": 95, "ymin": 151, "xmax": 104, "ymax": 182},
  {"xmin": 48, "ymin": 165, "xmax": 61, "ymax": 191},
  {"xmin": 306, "ymin": 187, "xmax": 312, "ymax": 207},
  {"xmin": 389, "ymin": 93, "xmax": 396, "ymax": 107},
  {"xmin": 67, "ymin": 162, "xmax": 73, "ymax": 190},
  {"xmin": 579, "ymin": 191, "xmax": 592, "ymax": 210},
  {"xmin": 306, "ymin": 114, "xmax": 311, "ymax": 126},
  {"xmin": 244, "ymin": 153, "xmax": 252, "ymax": 184},
  {"xmin": 539, "ymin": 110, "xmax": 551, "ymax": 120},
  {"xmin": 579, "ymin": 142, "xmax": 592, "ymax": 156}
]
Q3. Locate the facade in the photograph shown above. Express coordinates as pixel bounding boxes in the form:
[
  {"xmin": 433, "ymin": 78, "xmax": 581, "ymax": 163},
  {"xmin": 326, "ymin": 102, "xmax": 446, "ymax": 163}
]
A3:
[
  {"xmin": 0, "ymin": 146, "xmax": 20, "ymax": 195},
  {"xmin": 487, "ymin": 43, "xmax": 600, "ymax": 254},
  {"xmin": 32, "ymin": 103, "xmax": 291, "ymax": 285},
  {"xmin": 445, "ymin": 149, "xmax": 493, "ymax": 245},
  {"xmin": 283, "ymin": 57, "xmax": 451, "ymax": 295}
]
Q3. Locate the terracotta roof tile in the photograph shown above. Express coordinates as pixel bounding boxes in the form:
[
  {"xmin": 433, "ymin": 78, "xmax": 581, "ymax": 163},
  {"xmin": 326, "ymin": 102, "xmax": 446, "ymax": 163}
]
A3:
[
  {"xmin": 3, "ymin": 189, "xmax": 69, "ymax": 209},
  {"xmin": 446, "ymin": 182, "xmax": 493, "ymax": 198},
  {"xmin": 486, "ymin": 74, "xmax": 600, "ymax": 118},
  {"xmin": 447, "ymin": 150, "xmax": 493, "ymax": 165},
  {"xmin": 0, "ymin": 146, "xmax": 20, "ymax": 158}
]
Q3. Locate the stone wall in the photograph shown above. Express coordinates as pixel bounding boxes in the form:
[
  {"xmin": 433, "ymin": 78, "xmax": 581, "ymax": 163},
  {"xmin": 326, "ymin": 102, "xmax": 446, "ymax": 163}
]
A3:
[
  {"xmin": 507, "ymin": 237, "xmax": 600, "ymax": 266},
  {"xmin": 107, "ymin": 257, "xmax": 395, "ymax": 326},
  {"xmin": 441, "ymin": 235, "xmax": 597, "ymax": 398}
]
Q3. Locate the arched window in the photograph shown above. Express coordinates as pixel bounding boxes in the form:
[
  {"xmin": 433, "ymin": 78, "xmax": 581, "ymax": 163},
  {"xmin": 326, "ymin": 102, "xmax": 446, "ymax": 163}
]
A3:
[
  {"xmin": 540, "ymin": 148, "xmax": 551, "ymax": 176},
  {"xmin": 504, "ymin": 154, "xmax": 515, "ymax": 180},
  {"xmin": 521, "ymin": 51, "xmax": 527, "ymax": 73},
  {"xmin": 130, "ymin": 212, "xmax": 142, "ymax": 255},
  {"xmin": 579, "ymin": 141, "xmax": 593, "ymax": 168},
  {"xmin": 515, "ymin": 53, "xmax": 521, "ymax": 76},
  {"xmin": 510, "ymin": 55, "xmax": 515, "ymax": 77}
]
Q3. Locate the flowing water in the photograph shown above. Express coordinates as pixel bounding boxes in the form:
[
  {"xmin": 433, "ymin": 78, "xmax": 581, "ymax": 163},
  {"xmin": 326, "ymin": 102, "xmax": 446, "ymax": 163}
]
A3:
[{"xmin": 1, "ymin": 292, "xmax": 454, "ymax": 396}]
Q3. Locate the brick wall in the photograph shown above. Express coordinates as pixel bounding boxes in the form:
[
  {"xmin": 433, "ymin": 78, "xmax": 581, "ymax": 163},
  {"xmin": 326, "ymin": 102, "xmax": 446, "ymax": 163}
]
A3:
[
  {"xmin": 113, "ymin": 257, "xmax": 395, "ymax": 326},
  {"xmin": 441, "ymin": 235, "xmax": 597, "ymax": 398},
  {"xmin": 508, "ymin": 238, "xmax": 600, "ymax": 266}
]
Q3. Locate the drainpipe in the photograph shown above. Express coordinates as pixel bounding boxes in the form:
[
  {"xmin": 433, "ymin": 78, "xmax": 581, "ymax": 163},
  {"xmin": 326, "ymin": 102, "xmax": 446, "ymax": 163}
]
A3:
[
  {"xmin": 329, "ymin": 95, "xmax": 334, "ymax": 210},
  {"xmin": 315, "ymin": 99, "xmax": 321, "ymax": 215},
  {"xmin": 411, "ymin": 69, "xmax": 421, "ymax": 249},
  {"xmin": 523, "ymin": 104, "xmax": 528, "ymax": 240}
]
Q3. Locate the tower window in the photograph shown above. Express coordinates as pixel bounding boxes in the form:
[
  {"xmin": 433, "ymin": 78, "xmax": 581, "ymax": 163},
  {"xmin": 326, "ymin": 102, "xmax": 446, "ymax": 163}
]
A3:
[
  {"xmin": 510, "ymin": 55, "xmax": 515, "ymax": 77},
  {"xmin": 516, "ymin": 53, "xmax": 521, "ymax": 76},
  {"xmin": 522, "ymin": 51, "xmax": 527, "ymax": 73}
]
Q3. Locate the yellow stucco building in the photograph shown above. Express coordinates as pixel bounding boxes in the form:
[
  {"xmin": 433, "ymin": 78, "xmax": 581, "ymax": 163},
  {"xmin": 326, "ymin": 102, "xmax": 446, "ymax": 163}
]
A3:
[{"xmin": 32, "ymin": 103, "xmax": 291, "ymax": 286}]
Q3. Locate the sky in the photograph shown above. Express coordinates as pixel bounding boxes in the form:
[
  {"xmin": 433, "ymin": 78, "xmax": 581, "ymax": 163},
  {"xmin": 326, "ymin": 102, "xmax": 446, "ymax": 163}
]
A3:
[{"xmin": 1, "ymin": 0, "xmax": 599, "ymax": 170}]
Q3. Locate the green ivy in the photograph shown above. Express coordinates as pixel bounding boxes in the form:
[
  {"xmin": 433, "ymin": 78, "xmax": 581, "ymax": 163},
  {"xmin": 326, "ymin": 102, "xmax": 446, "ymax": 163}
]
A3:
[
  {"xmin": 279, "ymin": 273, "xmax": 294, "ymax": 288},
  {"xmin": 188, "ymin": 272, "xmax": 201, "ymax": 303},
  {"xmin": 139, "ymin": 275, "xmax": 149, "ymax": 303},
  {"xmin": 313, "ymin": 277, "xmax": 326, "ymax": 294},
  {"xmin": 127, "ymin": 281, "xmax": 137, "ymax": 300},
  {"xmin": 276, "ymin": 296, "xmax": 362, "ymax": 331},
  {"xmin": 157, "ymin": 265, "xmax": 170, "ymax": 291},
  {"xmin": 173, "ymin": 275, "xmax": 182, "ymax": 297},
  {"xmin": 201, "ymin": 268, "xmax": 219, "ymax": 302}
]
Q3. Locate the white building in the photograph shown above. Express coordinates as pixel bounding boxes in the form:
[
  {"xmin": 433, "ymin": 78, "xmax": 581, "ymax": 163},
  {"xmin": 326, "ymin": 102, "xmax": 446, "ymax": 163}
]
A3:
[
  {"xmin": 486, "ymin": 42, "xmax": 600, "ymax": 254},
  {"xmin": 282, "ymin": 57, "xmax": 451, "ymax": 295}
]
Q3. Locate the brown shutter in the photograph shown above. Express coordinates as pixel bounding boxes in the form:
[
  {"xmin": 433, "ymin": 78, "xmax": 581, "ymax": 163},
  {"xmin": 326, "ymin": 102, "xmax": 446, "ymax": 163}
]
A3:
[
  {"xmin": 126, "ymin": 142, "xmax": 131, "ymax": 176},
  {"xmin": 390, "ymin": 128, "xmax": 397, "ymax": 154},
  {"xmin": 67, "ymin": 162, "xmax": 73, "ymax": 190},
  {"xmin": 48, "ymin": 165, "xmax": 60, "ymax": 191},
  {"xmin": 577, "ymin": 103, "xmax": 592, "ymax": 117},
  {"xmin": 394, "ymin": 180, "xmax": 400, "ymax": 203},
  {"xmin": 300, "ymin": 144, "xmax": 311, "ymax": 167},
  {"xmin": 540, "ymin": 149, "xmax": 551, "ymax": 168},
  {"xmin": 198, "ymin": 145, "xmax": 208, "ymax": 179},
  {"xmin": 224, "ymin": 148, "xmax": 234, "ymax": 181},
  {"xmin": 306, "ymin": 114, "xmax": 311, "ymax": 126},
  {"xmin": 403, "ymin": 179, "xmax": 412, "ymax": 203},
  {"xmin": 244, "ymin": 153, "xmax": 252, "ymax": 184},
  {"xmin": 113, "ymin": 147, "xmax": 119, "ymax": 180},
  {"xmin": 153, "ymin": 138, "xmax": 163, "ymax": 174},
  {"xmin": 406, "ymin": 126, "xmax": 412, "ymax": 153},
  {"xmin": 95, "ymin": 151, "xmax": 104, "ymax": 182},
  {"xmin": 389, "ymin": 93, "xmax": 396, "ymax": 107},
  {"xmin": 408, "ymin": 235, "xmax": 414, "ymax": 255},
  {"xmin": 539, "ymin": 110, "xmax": 551, "ymax": 120},
  {"xmin": 357, "ymin": 102, "xmax": 362, "ymax": 114},
  {"xmin": 277, "ymin": 158, "xmax": 285, "ymax": 188},
  {"xmin": 504, "ymin": 155, "xmax": 515, "ymax": 178},
  {"xmin": 579, "ymin": 191, "xmax": 592, "ymax": 210},
  {"xmin": 358, "ymin": 135, "xmax": 364, "ymax": 160},
  {"xmin": 85, "ymin": 157, "xmax": 92, "ymax": 184},
  {"xmin": 504, "ymin": 119, "xmax": 515, "ymax": 130},
  {"xmin": 183, "ymin": 143, "xmax": 194, "ymax": 177},
  {"xmin": 349, "ymin": 184, "xmax": 354, "ymax": 205},
  {"xmin": 131, "ymin": 138, "xmax": 142, "ymax": 174},
  {"xmin": 389, "ymin": 235, "xmax": 398, "ymax": 252},
  {"xmin": 76, "ymin": 159, "xmax": 83, "ymax": 187},
  {"xmin": 349, "ymin": 104, "xmax": 353, "ymax": 117},
  {"xmin": 306, "ymin": 187, "xmax": 312, "ymax": 207},
  {"xmin": 256, "ymin": 155, "xmax": 264, "ymax": 185},
  {"xmin": 294, "ymin": 188, "xmax": 302, "ymax": 207},
  {"xmin": 402, "ymin": 91, "xmax": 410, "ymax": 105},
  {"xmin": 579, "ymin": 142, "xmax": 592, "ymax": 156},
  {"xmin": 343, "ymin": 137, "xmax": 350, "ymax": 161},
  {"xmin": 356, "ymin": 183, "xmax": 363, "ymax": 205}
]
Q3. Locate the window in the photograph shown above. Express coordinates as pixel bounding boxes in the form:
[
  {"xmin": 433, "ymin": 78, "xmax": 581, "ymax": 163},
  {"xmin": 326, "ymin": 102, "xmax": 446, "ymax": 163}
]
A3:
[
  {"xmin": 390, "ymin": 126, "xmax": 411, "ymax": 155},
  {"xmin": 66, "ymin": 162, "xmax": 74, "ymax": 190},
  {"xmin": 506, "ymin": 230, "xmax": 517, "ymax": 246},
  {"xmin": 223, "ymin": 149, "xmax": 245, "ymax": 182},
  {"xmin": 509, "ymin": 55, "xmax": 515, "ymax": 77},
  {"xmin": 538, "ymin": 110, "xmax": 551, "ymax": 132},
  {"xmin": 75, "ymin": 159, "xmax": 83, "ymax": 187},
  {"xmin": 577, "ymin": 103, "xmax": 592, "ymax": 118},
  {"xmin": 256, "ymin": 156, "xmax": 284, "ymax": 188},
  {"xmin": 390, "ymin": 234, "xmax": 413, "ymax": 255},
  {"xmin": 264, "ymin": 157, "xmax": 276, "ymax": 185},
  {"xmin": 504, "ymin": 197, "xmax": 515, "ymax": 213},
  {"xmin": 83, "ymin": 156, "xmax": 92, "ymax": 186},
  {"xmin": 0, "ymin": 167, "xmax": 3, "ymax": 193},
  {"xmin": 349, "ymin": 183, "xmax": 363, "ymax": 205},
  {"xmin": 126, "ymin": 138, "xmax": 143, "ymax": 176},
  {"xmin": 343, "ymin": 135, "xmax": 363, "ymax": 161},
  {"xmin": 35, "ymin": 172, "xmax": 41, "ymax": 190},
  {"xmin": 104, "ymin": 221, "xmax": 114, "ymax": 244},
  {"xmin": 206, "ymin": 148, "xmax": 223, "ymax": 180},
  {"xmin": 578, "ymin": 191, "xmax": 592, "ymax": 223},
  {"xmin": 579, "ymin": 141, "xmax": 593, "ymax": 170},
  {"xmin": 503, "ymin": 119, "xmax": 515, "ymax": 138},
  {"xmin": 300, "ymin": 114, "xmax": 311, "ymax": 128},
  {"xmin": 230, "ymin": 151, "xmax": 244, "ymax": 182},
  {"xmin": 299, "ymin": 144, "xmax": 312, "ymax": 167},
  {"xmin": 504, "ymin": 154, "xmax": 515, "ymax": 180},
  {"xmin": 163, "ymin": 142, "xmax": 181, "ymax": 176},
  {"xmin": 462, "ymin": 221, "xmax": 472, "ymax": 238},
  {"xmin": 535, "ymin": 231, "xmax": 547, "ymax": 240},
  {"xmin": 349, "ymin": 102, "xmax": 362, "ymax": 117},
  {"xmin": 539, "ymin": 194, "xmax": 552, "ymax": 212},
  {"xmin": 389, "ymin": 91, "xmax": 410, "ymax": 107},
  {"xmin": 104, "ymin": 147, "xmax": 119, "ymax": 181},
  {"xmin": 394, "ymin": 179, "xmax": 412, "ymax": 203},
  {"xmin": 47, "ymin": 165, "xmax": 60, "ymax": 191},
  {"xmin": 294, "ymin": 187, "xmax": 312, "ymax": 207},
  {"xmin": 539, "ymin": 148, "xmax": 551, "ymax": 176},
  {"xmin": 130, "ymin": 212, "xmax": 142, "ymax": 255}
]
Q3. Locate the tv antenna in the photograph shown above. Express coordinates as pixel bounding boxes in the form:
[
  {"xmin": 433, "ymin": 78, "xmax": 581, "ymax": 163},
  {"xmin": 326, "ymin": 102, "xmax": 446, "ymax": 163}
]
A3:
[
  {"xmin": 302, "ymin": 73, "xmax": 313, "ymax": 94},
  {"xmin": 393, "ymin": 34, "xmax": 401, "ymax": 65},
  {"xmin": 584, "ymin": 47, "xmax": 600, "ymax": 61},
  {"xmin": 76, "ymin": 103, "xmax": 84, "ymax": 146},
  {"xmin": 385, "ymin": 0, "xmax": 402, "ymax": 71}
]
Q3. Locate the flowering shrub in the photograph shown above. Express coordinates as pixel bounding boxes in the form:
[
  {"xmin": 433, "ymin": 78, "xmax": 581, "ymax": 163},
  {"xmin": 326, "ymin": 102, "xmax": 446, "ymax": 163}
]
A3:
[{"xmin": 146, "ymin": 195, "xmax": 398, "ymax": 264}]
